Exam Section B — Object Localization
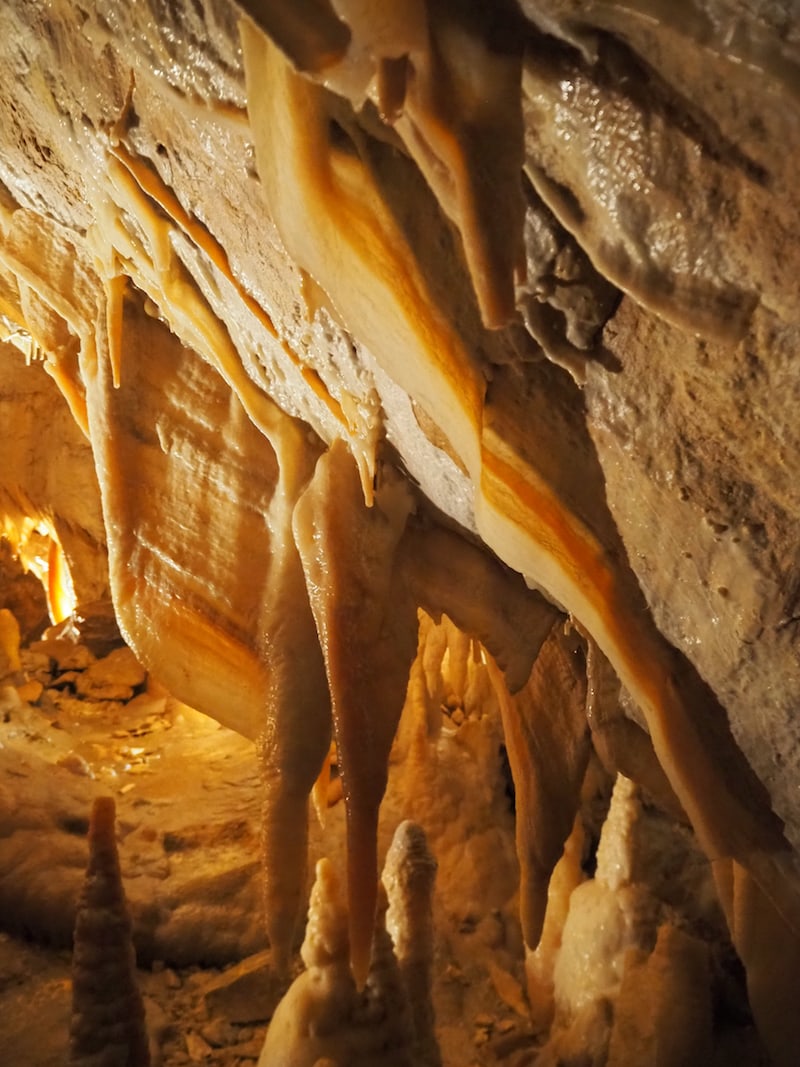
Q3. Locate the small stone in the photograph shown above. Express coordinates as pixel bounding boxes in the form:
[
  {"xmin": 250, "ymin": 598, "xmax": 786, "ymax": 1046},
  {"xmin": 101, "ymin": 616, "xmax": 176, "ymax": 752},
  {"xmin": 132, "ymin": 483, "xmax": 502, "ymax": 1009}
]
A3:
[
  {"xmin": 201, "ymin": 1018, "xmax": 234, "ymax": 1047},
  {"xmin": 75, "ymin": 678, "xmax": 135, "ymax": 702},
  {"xmin": 164, "ymin": 968, "xmax": 182, "ymax": 989},
  {"xmin": 489, "ymin": 1026, "xmax": 537, "ymax": 1059},
  {"xmin": 444, "ymin": 963, "xmax": 466, "ymax": 985},
  {"xmin": 19, "ymin": 649, "xmax": 52, "ymax": 675},
  {"xmin": 49, "ymin": 671, "xmax": 80, "ymax": 689},
  {"xmin": 0, "ymin": 685, "xmax": 23, "ymax": 715},
  {"xmin": 126, "ymin": 691, "xmax": 168, "ymax": 716},
  {"xmin": 230, "ymin": 1033, "xmax": 266, "ymax": 1059},
  {"xmin": 15, "ymin": 679, "xmax": 43, "ymax": 704},
  {"xmin": 185, "ymin": 1031, "xmax": 212, "ymax": 1061},
  {"xmin": 143, "ymin": 995, "xmax": 172, "ymax": 1047},
  {"xmin": 69, "ymin": 599, "xmax": 124, "ymax": 658},
  {"xmin": 488, "ymin": 960, "xmax": 529, "ymax": 1018},
  {"xmin": 58, "ymin": 643, "xmax": 96, "ymax": 671},
  {"xmin": 75, "ymin": 646, "xmax": 146, "ymax": 701},
  {"xmin": 200, "ymin": 950, "xmax": 284, "ymax": 1024},
  {"xmin": 56, "ymin": 752, "xmax": 93, "ymax": 777},
  {"xmin": 28, "ymin": 638, "xmax": 95, "ymax": 672}
]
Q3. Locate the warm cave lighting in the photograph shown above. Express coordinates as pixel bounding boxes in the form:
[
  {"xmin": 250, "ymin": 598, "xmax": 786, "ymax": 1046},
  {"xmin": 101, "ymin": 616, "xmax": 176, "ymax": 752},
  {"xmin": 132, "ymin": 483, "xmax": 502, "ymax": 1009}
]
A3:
[
  {"xmin": 0, "ymin": 312, "xmax": 42, "ymax": 364},
  {"xmin": 2, "ymin": 0, "xmax": 800, "ymax": 1064},
  {"xmin": 3, "ymin": 516, "xmax": 77, "ymax": 623},
  {"xmin": 45, "ymin": 529, "xmax": 78, "ymax": 624}
]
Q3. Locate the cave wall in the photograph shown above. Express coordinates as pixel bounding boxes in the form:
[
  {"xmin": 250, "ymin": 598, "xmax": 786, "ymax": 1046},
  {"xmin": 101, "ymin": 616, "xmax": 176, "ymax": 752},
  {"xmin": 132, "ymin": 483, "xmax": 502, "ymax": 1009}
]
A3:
[{"xmin": 1, "ymin": 0, "xmax": 800, "ymax": 1060}]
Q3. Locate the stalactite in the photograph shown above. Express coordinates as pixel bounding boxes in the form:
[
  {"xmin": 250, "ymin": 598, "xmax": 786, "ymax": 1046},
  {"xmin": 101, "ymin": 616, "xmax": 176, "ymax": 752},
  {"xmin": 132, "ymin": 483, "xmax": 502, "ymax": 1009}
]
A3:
[
  {"xmin": 3, "ymin": 2, "xmax": 800, "ymax": 1062},
  {"xmin": 256, "ymin": 427, "xmax": 332, "ymax": 976},
  {"xmin": 488, "ymin": 623, "xmax": 590, "ymax": 949},
  {"xmin": 294, "ymin": 440, "xmax": 419, "ymax": 988},
  {"xmin": 586, "ymin": 637, "xmax": 684, "ymax": 821}
]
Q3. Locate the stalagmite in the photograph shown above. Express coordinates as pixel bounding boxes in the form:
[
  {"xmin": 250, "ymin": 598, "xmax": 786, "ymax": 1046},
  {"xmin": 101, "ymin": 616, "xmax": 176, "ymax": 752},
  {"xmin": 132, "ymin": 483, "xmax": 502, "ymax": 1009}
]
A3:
[
  {"xmin": 2, "ymin": 0, "xmax": 800, "ymax": 1061},
  {"xmin": 606, "ymin": 923, "xmax": 713, "ymax": 1067},
  {"xmin": 384, "ymin": 821, "xmax": 441, "ymax": 1067},
  {"xmin": 69, "ymin": 796, "xmax": 150, "ymax": 1067},
  {"xmin": 257, "ymin": 856, "xmax": 417, "ymax": 1067},
  {"xmin": 257, "ymin": 858, "xmax": 354, "ymax": 1067},
  {"xmin": 525, "ymin": 818, "xmax": 586, "ymax": 1035}
]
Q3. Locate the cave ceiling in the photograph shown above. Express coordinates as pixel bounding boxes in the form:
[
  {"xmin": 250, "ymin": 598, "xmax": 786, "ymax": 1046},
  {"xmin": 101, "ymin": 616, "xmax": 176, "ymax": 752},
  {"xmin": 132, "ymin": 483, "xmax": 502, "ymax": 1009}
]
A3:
[{"xmin": 1, "ymin": 0, "xmax": 800, "ymax": 1060}]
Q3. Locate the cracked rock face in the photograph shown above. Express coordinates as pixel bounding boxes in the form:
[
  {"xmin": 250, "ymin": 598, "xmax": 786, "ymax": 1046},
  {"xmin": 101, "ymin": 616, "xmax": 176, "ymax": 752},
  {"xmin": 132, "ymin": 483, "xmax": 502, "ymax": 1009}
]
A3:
[{"xmin": 1, "ymin": 0, "xmax": 800, "ymax": 1062}]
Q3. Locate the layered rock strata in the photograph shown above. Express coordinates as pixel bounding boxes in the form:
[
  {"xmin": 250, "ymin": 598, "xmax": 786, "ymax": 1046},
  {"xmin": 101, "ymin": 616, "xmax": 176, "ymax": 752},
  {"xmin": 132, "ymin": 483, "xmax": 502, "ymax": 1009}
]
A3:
[{"xmin": 1, "ymin": 0, "xmax": 799, "ymax": 1062}]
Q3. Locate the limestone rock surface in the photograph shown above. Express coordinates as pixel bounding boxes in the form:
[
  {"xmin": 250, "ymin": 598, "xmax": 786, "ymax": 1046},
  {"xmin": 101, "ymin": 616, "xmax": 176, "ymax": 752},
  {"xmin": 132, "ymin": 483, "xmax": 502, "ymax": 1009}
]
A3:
[{"xmin": 1, "ymin": 0, "xmax": 800, "ymax": 1063}]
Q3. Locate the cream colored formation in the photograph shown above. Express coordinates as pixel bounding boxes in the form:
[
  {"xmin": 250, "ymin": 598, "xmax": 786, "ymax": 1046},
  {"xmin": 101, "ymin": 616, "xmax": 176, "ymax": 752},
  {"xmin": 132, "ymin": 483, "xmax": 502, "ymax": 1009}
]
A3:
[
  {"xmin": 1, "ymin": 0, "xmax": 799, "ymax": 1064},
  {"xmin": 258, "ymin": 821, "xmax": 439, "ymax": 1067}
]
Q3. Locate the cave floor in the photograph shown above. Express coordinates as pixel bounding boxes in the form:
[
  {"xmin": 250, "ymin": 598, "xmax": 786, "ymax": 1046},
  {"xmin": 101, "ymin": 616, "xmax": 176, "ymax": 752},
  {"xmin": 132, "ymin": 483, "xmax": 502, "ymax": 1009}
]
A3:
[
  {"xmin": 0, "ymin": 640, "xmax": 535, "ymax": 1066},
  {"xmin": 0, "ymin": 664, "xmax": 277, "ymax": 1065},
  {"xmin": 0, "ymin": 932, "xmax": 270, "ymax": 1066}
]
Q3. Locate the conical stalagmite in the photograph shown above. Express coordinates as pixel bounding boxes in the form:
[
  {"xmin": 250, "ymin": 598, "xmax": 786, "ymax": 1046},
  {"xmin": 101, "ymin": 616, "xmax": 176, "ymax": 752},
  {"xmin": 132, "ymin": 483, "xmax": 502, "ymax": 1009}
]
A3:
[
  {"xmin": 69, "ymin": 795, "xmax": 150, "ymax": 1067},
  {"xmin": 384, "ymin": 820, "xmax": 441, "ymax": 1067}
]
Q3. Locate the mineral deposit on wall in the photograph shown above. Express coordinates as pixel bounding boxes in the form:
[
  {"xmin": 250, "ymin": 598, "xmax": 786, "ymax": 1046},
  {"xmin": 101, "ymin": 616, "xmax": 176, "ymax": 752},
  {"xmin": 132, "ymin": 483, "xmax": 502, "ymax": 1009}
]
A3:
[{"xmin": 1, "ymin": 1, "xmax": 799, "ymax": 1064}]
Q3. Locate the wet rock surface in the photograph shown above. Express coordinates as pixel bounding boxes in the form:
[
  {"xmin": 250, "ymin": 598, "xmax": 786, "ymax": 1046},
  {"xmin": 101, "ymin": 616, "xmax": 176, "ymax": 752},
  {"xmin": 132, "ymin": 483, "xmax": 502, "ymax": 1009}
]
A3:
[
  {"xmin": 1, "ymin": 0, "xmax": 800, "ymax": 1062},
  {"xmin": 0, "ymin": 643, "xmax": 268, "ymax": 964},
  {"xmin": 0, "ymin": 0, "xmax": 797, "ymax": 861},
  {"xmin": 0, "ymin": 620, "xmax": 544, "ymax": 1066}
]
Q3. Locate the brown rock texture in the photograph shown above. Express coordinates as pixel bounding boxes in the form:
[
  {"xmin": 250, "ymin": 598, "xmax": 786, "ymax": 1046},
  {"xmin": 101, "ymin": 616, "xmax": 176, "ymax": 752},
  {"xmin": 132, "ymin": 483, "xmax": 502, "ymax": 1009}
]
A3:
[{"xmin": 1, "ymin": 0, "xmax": 800, "ymax": 1062}]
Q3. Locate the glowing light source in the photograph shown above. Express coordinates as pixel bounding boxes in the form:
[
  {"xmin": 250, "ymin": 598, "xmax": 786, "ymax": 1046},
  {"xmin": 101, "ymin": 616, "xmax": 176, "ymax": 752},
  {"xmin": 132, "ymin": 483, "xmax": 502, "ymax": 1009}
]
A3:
[
  {"xmin": 1, "ymin": 516, "xmax": 77, "ymax": 623},
  {"xmin": 0, "ymin": 312, "xmax": 42, "ymax": 364}
]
